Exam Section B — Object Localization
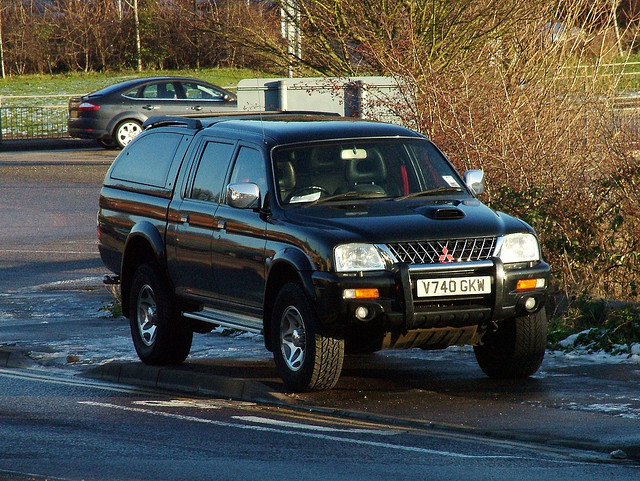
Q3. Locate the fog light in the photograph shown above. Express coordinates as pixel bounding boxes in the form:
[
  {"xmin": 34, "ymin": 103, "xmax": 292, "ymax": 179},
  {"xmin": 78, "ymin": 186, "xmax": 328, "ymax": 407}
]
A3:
[
  {"xmin": 524, "ymin": 297, "xmax": 536, "ymax": 311},
  {"xmin": 516, "ymin": 278, "xmax": 546, "ymax": 291},
  {"xmin": 355, "ymin": 306, "xmax": 370, "ymax": 320}
]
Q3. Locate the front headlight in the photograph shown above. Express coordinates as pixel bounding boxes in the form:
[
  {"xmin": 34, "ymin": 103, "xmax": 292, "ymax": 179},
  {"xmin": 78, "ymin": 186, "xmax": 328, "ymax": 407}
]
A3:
[
  {"xmin": 496, "ymin": 233, "xmax": 540, "ymax": 264},
  {"xmin": 334, "ymin": 244, "xmax": 386, "ymax": 272}
]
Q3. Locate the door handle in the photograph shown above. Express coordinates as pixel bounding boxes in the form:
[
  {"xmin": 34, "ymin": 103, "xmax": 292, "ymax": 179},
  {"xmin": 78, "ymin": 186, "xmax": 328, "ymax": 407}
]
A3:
[
  {"xmin": 180, "ymin": 214, "xmax": 189, "ymax": 224},
  {"xmin": 191, "ymin": 105, "xmax": 203, "ymax": 111},
  {"xmin": 214, "ymin": 219, "xmax": 226, "ymax": 230},
  {"xmin": 142, "ymin": 104, "xmax": 158, "ymax": 110}
]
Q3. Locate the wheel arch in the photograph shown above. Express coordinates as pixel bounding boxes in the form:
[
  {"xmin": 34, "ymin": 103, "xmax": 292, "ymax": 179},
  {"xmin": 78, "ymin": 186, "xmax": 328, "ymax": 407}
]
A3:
[
  {"xmin": 120, "ymin": 222, "xmax": 166, "ymax": 318},
  {"xmin": 105, "ymin": 111, "xmax": 147, "ymax": 138},
  {"xmin": 263, "ymin": 252, "xmax": 316, "ymax": 352}
]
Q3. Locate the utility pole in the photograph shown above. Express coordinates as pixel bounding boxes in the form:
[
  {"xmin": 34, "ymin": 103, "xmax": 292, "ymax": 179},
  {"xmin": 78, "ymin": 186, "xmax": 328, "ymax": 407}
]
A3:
[
  {"xmin": 193, "ymin": 0, "xmax": 200, "ymax": 70},
  {"xmin": 281, "ymin": 1, "xmax": 302, "ymax": 78},
  {"xmin": 133, "ymin": 0, "xmax": 142, "ymax": 72}
]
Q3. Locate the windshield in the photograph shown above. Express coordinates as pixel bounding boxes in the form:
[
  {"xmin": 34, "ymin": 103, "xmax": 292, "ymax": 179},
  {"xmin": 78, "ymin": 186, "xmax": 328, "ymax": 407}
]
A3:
[{"xmin": 272, "ymin": 139, "xmax": 466, "ymax": 206}]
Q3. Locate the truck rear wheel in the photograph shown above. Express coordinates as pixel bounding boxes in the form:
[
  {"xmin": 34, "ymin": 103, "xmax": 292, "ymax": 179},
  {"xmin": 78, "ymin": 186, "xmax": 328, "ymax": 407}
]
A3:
[
  {"xmin": 129, "ymin": 264, "xmax": 193, "ymax": 365},
  {"xmin": 474, "ymin": 310, "xmax": 547, "ymax": 379},
  {"xmin": 271, "ymin": 283, "xmax": 344, "ymax": 392}
]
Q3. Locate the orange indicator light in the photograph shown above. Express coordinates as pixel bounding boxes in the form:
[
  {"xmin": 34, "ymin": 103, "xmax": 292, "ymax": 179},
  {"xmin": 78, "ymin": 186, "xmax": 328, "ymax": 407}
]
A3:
[
  {"xmin": 343, "ymin": 288, "xmax": 380, "ymax": 299},
  {"xmin": 516, "ymin": 279, "xmax": 545, "ymax": 291}
]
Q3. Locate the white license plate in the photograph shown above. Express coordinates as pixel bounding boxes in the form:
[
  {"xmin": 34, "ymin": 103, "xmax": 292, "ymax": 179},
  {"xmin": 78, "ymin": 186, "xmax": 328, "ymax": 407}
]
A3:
[{"xmin": 416, "ymin": 276, "xmax": 491, "ymax": 297}]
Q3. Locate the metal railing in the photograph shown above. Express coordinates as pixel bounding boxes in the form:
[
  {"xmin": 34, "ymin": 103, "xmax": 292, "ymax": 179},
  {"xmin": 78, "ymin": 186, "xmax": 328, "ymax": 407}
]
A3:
[
  {"xmin": 0, "ymin": 95, "xmax": 71, "ymax": 143},
  {"xmin": 0, "ymin": 88, "xmax": 639, "ymax": 143}
]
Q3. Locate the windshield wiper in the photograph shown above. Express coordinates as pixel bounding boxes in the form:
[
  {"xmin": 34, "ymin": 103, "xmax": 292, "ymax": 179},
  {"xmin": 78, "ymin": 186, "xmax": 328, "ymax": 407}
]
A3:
[
  {"xmin": 306, "ymin": 190, "xmax": 388, "ymax": 206},
  {"xmin": 394, "ymin": 186, "xmax": 464, "ymax": 201}
]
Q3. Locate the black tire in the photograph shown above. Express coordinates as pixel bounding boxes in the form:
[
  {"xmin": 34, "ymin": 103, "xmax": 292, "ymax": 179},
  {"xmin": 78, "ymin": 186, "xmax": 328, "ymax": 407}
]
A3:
[
  {"xmin": 271, "ymin": 283, "xmax": 344, "ymax": 392},
  {"xmin": 473, "ymin": 309, "xmax": 547, "ymax": 379},
  {"xmin": 129, "ymin": 264, "xmax": 193, "ymax": 365},
  {"xmin": 96, "ymin": 138, "xmax": 117, "ymax": 149}
]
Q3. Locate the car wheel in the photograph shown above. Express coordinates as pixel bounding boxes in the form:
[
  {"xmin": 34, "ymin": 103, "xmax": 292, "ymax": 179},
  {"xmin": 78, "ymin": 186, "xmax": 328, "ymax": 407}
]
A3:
[
  {"xmin": 473, "ymin": 309, "xmax": 547, "ymax": 379},
  {"xmin": 129, "ymin": 264, "xmax": 193, "ymax": 365},
  {"xmin": 114, "ymin": 120, "xmax": 142, "ymax": 149},
  {"xmin": 271, "ymin": 283, "xmax": 344, "ymax": 392}
]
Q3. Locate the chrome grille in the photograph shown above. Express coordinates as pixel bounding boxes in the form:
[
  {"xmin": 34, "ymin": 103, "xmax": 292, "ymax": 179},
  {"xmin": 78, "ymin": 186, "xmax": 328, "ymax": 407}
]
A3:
[{"xmin": 386, "ymin": 237, "xmax": 497, "ymax": 265}]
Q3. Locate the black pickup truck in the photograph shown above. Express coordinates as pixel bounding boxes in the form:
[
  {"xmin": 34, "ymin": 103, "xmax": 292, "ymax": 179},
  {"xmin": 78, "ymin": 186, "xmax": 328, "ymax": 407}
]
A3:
[{"xmin": 98, "ymin": 112, "xmax": 550, "ymax": 392}]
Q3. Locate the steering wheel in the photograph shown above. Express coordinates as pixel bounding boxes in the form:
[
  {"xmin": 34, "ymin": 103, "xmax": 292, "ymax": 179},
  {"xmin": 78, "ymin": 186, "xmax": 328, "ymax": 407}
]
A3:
[{"xmin": 286, "ymin": 186, "xmax": 331, "ymax": 203}]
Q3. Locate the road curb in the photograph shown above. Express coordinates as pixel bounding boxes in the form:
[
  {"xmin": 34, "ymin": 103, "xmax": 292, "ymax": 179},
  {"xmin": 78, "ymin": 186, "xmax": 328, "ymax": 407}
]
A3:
[
  {"xmin": 83, "ymin": 361, "xmax": 291, "ymax": 404},
  {"xmin": 0, "ymin": 138, "xmax": 97, "ymax": 152},
  {"xmin": 0, "ymin": 347, "xmax": 35, "ymax": 369}
]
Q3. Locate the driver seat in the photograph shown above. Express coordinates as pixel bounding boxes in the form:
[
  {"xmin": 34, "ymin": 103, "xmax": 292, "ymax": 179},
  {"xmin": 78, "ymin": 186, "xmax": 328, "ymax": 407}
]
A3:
[{"xmin": 277, "ymin": 161, "xmax": 296, "ymax": 201}]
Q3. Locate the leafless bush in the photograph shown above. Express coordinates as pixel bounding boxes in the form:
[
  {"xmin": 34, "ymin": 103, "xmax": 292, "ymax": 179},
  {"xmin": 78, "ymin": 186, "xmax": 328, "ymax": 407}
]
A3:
[
  {"xmin": 408, "ymin": 2, "xmax": 640, "ymax": 301},
  {"xmin": 261, "ymin": 0, "xmax": 640, "ymax": 300}
]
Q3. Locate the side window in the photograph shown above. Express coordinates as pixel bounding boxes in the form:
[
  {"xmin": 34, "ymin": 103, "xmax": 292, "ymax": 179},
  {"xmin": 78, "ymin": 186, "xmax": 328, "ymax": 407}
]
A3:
[
  {"xmin": 181, "ymin": 81, "xmax": 223, "ymax": 100},
  {"xmin": 190, "ymin": 141, "xmax": 235, "ymax": 202},
  {"xmin": 110, "ymin": 132, "xmax": 182, "ymax": 187},
  {"xmin": 229, "ymin": 147, "xmax": 267, "ymax": 199},
  {"xmin": 140, "ymin": 82, "xmax": 178, "ymax": 99}
]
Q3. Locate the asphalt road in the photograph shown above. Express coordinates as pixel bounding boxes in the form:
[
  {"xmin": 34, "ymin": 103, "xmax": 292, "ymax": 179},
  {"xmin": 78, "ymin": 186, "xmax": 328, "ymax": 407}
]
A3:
[
  {"xmin": 0, "ymin": 368, "xmax": 637, "ymax": 481},
  {"xmin": 0, "ymin": 143, "xmax": 114, "ymax": 290}
]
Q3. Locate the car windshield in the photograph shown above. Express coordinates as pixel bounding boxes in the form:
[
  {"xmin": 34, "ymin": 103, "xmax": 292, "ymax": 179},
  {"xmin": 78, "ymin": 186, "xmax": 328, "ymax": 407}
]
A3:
[{"xmin": 273, "ymin": 139, "xmax": 466, "ymax": 206}]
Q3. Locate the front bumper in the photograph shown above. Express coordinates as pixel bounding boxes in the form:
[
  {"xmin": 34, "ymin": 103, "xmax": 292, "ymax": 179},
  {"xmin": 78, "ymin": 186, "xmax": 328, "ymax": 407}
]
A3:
[{"xmin": 311, "ymin": 258, "xmax": 550, "ymax": 332}]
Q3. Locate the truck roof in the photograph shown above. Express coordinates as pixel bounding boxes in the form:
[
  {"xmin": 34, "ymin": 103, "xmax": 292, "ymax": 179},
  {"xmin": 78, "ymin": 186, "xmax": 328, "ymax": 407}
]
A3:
[{"xmin": 143, "ymin": 112, "xmax": 425, "ymax": 146}]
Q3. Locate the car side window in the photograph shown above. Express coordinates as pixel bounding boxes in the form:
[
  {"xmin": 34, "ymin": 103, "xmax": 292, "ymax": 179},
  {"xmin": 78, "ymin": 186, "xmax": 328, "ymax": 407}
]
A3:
[
  {"xmin": 181, "ymin": 81, "xmax": 223, "ymax": 100},
  {"xmin": 229, "ymin": 147, "xmax": 267, "ymax": 200},
  {"xmin": 138, "ymin": 82, "xmax": 179, "ymax": 99},
  {"xmin": 190, "ymin": 141, "xmax": 235, "ymax": 202}
]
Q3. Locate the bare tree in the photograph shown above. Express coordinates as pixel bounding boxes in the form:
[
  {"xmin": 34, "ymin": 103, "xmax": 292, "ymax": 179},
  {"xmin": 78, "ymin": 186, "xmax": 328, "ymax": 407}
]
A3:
[
  {"xmin": 0, "ymin": 5, "xmax": 5, "ymax": 79},
  {"xmin": 241, "ymin": 0, "xmax": 640, "ymax": 301}
]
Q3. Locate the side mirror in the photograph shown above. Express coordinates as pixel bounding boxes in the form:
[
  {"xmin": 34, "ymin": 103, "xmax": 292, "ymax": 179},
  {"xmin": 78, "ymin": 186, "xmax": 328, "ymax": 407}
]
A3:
[
  {"xmin": 463, "ymin": 169, "xmax": 485, "ymax": 196},
  {"xmin": 227, "ymin": 183, "xmax": 260, "ymax": 209}
]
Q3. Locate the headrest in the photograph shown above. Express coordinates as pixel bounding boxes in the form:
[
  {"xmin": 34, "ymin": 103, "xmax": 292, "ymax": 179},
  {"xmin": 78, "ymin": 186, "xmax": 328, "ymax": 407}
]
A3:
[
  {"xmin": 309, "ymin": 148, "xmax": 338, "ymax": 171},
  {"xmin": 277, "ymin": 161, "xmax": 296, "ymax": 190},
  {"xmin": 346, "ymin": 155, "xmax": 387, "ymax": 184}
]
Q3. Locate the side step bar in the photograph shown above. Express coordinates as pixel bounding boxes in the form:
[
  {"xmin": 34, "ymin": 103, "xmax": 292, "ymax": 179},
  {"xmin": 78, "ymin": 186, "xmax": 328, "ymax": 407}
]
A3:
[{"xmin": 183, "ymin": 307, "xmax": 263, "ymax": 335}]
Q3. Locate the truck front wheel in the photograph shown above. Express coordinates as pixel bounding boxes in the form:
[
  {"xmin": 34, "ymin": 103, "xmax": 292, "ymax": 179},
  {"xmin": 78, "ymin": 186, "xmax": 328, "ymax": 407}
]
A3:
[
  {"xmin": 474, "ymin": 309, "xmax": 547, "ymax": 379},
  {"xmin": 271, "ymin": 283, "xmax": 344, "ymax": 392},
  {"xmin": 129, "ymin": 264, "xmax": 193, "ymax": 365}
]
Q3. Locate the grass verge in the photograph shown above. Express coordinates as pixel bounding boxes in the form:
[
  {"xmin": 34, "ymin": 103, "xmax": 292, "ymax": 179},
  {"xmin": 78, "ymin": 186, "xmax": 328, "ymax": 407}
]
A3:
[{"xmin": 0, "ymin": 67, "xmax": 273, "ymax": 104}]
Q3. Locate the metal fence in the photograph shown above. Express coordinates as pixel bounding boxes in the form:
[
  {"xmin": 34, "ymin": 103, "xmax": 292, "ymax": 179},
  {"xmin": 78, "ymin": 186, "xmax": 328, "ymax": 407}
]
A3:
[
  {"xmin": 0, "ymin": 91, "xmax": 639, "ymax": 144},
  {"xmin": 0, "ymin": 95, "xmax": 70, "ymax": 143}
]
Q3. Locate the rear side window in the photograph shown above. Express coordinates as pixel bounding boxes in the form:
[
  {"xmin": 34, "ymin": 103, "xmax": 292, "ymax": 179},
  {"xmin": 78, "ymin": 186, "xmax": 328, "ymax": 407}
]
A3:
[
  {"xmin": 123, "ymin": 82, "xmax": 179, "ymax": 100},
  {"xmin": 110, "ymin": 132, "xmax": 182, "ymax": 187}
]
